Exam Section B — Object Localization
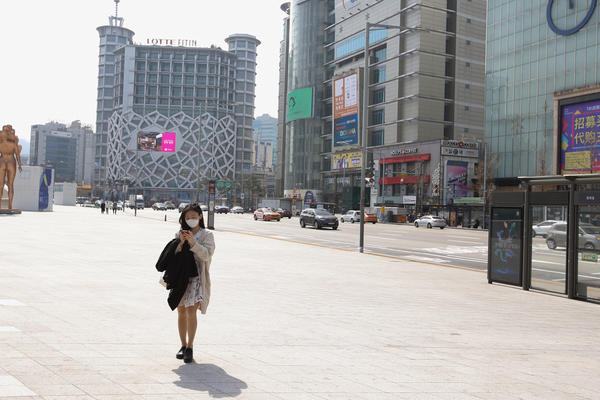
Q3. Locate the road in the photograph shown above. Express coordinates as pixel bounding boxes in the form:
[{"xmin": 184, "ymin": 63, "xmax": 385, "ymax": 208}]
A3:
[{"xmin": 123, "ymin": 208, "xmax": 600, "ymax": 292}]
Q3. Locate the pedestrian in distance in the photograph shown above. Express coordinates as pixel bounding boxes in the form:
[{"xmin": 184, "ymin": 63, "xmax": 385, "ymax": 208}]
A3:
[
  {"xmin": 155, "ymin": 203, "xmax": 215, "ymax": 364},
  {"xmin": 100, "ymin": 200, "xmax": 106, "ymax": 214},
  {"xmin": 112, "ymin": 201, "xmax": 117, "ymax": 214}
]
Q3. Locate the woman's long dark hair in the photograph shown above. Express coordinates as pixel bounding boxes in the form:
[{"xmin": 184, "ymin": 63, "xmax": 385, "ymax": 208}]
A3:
[{"xmin": 179, "ymin": 203, "xmax": 205, "ymax": 230}]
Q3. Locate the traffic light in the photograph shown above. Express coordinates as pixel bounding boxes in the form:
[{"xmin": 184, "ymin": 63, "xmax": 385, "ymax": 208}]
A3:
[{"xmin": 365, "ymin": 160, "xmax": 375, "ymax": 178}]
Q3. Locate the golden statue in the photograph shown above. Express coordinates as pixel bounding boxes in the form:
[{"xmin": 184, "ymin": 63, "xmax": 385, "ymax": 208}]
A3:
[{"xmin": 0, "ymin": 125, "xmax": 23, "ymax": 210}]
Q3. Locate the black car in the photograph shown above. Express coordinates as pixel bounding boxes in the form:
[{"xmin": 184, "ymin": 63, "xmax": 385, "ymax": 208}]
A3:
[
  {"xmin": 215, "ymin": 205, "xmax": 230, "ymax": 214},
  {"xmin": 300, "ymin": 208, "xmax": 338, "ymax": 230},
  {"xmin": 277, "ymin": 208, "xmax": 292, "ymax": 219}
]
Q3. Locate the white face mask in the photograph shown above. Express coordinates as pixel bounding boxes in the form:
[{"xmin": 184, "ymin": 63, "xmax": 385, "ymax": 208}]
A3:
[{"xmin": 186, "ymin": 219, "xmax": 200, "ymax": 228}]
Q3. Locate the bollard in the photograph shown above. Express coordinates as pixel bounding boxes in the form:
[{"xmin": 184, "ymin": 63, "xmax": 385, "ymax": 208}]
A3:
[{"xmin": 164, "ymin": 214, "xmax": 167, "ymax": 222}]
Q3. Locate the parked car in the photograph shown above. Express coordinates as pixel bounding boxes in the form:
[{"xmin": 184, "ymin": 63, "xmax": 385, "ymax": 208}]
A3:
[
  {"xmin": 215, "ymin": 205, "xmax": 229, "ymax": 214},
  {"xmin": 300, "ymin": 208, "xmax": 338, "ymax": 230},
  {"xmin": 532, "ymin": 220, "xmax": 560, "ymax": 237},
  {"xmin": 546, "ymin": 222, "xmax": 600, "ymax": 250},
  {"xmin": 164, "ymin": 201, "xmax": 176, "ymax": 210},
  {"xmin": 277, "ymin": 208, "xmax": 292, "ymax": 218},
  {"xmin": 152, "ymin": 202, "xmax": 167, "ymax": 211},
  {"xmin": 414, "ymin": 215, "xmax": 446, "ymax": 229},
  {"xmin": 231, "ymin": 206, "xmax": 244, "ymax": 214},
  {"xmin": 178, "ymin": 202, "xmax": 190, "ymax": 212},
  {"xmin": 254, "ymin": 208, "xmax": 281, "ymax": 221}
]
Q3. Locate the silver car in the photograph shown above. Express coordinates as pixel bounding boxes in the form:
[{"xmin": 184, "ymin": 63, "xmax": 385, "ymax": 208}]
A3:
[
  {"xmin": 532, "ymin": 220, "xmax": 560, "ymax": 238},
  {"xmin": 341, "ymin": 210, "xmax": 361, "ymax": 223},
  {"xmin": 546, "ymin": 223, "xmax": 600, "ymax": 250},
  {"xmin": 414, "ymin": 215, "xmax": 447, "ymax": 229}
]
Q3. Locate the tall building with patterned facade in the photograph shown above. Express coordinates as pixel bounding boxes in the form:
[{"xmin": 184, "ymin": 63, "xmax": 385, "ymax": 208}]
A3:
[{"xmin": 95, "ymin": 6, "xmax": 259, "ymax": 203}]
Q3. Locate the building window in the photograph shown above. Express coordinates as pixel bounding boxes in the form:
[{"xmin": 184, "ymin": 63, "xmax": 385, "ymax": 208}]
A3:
[
  {"xmin": 160, "ymin": 62, "xmax": 170, "ymax": 72},
  {"xmin": 159, "ymin": 86, "xmax": 169, "ymax": 97},
  {"xmin": 148, "ymin": 74, "xmax": 157, "ymax": 83},
  {"xmin": 148, "ymin": 62, "xmax": 158, "ymax": 71},
  {"xmin": 466, "ymin": 18, "xmax": 472, "ymax": 23},
  {"xmin": 371, "ymin": 109, "xmax": 385, "ymax": 125},
  {"xmin": 373, "ymin": 47, "xmax": 387, "ymax": 63},
  {"xmin": 147, "ymin": 86, "xmax": 157, "ymax": 96},
  {"xmin": 464, "ymin": 128, "xmax": 469, "ymax": 133},
  {"xmin": 172, "ymin": 87, "xmax": 182, "ymax": 97},
  {"xmin": 464, "ymin": 105, "xmax": 470, "ymax": 111},
  {"xmin": 160, "ymin": 74, "xmax": 169, "ymax": 84},
  {"xmin": 466, "ymin": 62, "xmax": 471, "ymax": 67},
  {"xmin": 335, "ymin": 28, "xmax": 388, "ymax": 59},
  {"xmin": 135, "ymin": 61, "xmax": 145, "ymax": 70},
  {"xmin": 173, "ymin": 63, "xmax": 183, "ymax": 72},
  {"xmin": 372, "ymin": 88, "xmax": 385, "ymax": 105},
  {"xmin": 370, "ymin": 130, "xmax": 384, "ymax": 146},
  {"xmin": 465, "ymin": 83, "xmax": 470, "ymax": 89},
  {"xmin": 371, "ymin": 67, "xmax": 386, "ymax": 83},
  {"xmin": 466, "ymin": 40, "xmax": 471, "ymax": 45}
]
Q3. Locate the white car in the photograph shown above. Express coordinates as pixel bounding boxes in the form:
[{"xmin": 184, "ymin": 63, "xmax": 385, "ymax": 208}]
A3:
[
  {"xmin": 414, "ymin": 215, "xmax": 446, "ymax": 229},
  {"xmin": 341, "ymin": 210, "xmax": 361, "ymax": 223},
  {"xmin": 532, "ymin": 220, "xmax": 560, "ymax": 238},
  {"xmin": 231, "ymin": 206, "xmax": 244, "ymax": 214}
]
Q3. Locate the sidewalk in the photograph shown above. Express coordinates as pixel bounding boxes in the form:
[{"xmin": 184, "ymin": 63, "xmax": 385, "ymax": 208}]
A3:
[{"xmin": 1, "ymin": 206, "xmax": 599, "ymax": 399}]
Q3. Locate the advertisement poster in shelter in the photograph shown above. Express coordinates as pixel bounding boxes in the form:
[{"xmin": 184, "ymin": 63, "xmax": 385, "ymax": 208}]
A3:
[
  {"xmin": 489, "ymin": 207, "xmax": 522, "ymax": 286},
  {"xmin": 560, "ymin": 99, "xmax": 600, "ymax": 174},
  {"xmin": 333, "ymin": 72, "xmax": 359, "ymax": 147}
]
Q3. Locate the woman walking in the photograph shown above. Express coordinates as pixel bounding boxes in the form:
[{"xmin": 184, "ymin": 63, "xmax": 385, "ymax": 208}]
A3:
[{"xmin": 171, "ymin": 203, "xmax": 215, "ymax": 363}]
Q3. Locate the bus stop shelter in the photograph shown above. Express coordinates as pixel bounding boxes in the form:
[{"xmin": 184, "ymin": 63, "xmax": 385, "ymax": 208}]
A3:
[{"xmin": 488, "ymin": 174, "xmax": 600, "ymax": 302}]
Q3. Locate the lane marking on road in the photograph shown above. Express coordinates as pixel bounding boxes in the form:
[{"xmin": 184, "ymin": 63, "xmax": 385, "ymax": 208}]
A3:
[
  {"xmin": 552, "ymin": 278, "xmax": 566, "ymax": 282},
  {"xmin": 531, "ymin": 259, "xmax": 565, "ymax": 265},
  {"xmin": 0, "ymin": 299, "xmax": 25, "ymax": 306},
  {"xmin": 532, "ymin": 268, "xmax": 565, "ymax": 275},
  {"xmin": 403, "ymin": 256, "xmax": 449, "ymax": 263}
]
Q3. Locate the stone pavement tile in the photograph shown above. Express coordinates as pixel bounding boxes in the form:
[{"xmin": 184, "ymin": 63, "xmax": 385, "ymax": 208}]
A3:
[
  {"xmin": 43, "ymin": 396, "xmax": 96, "ymax": 400},
  {"xmin": 13, "ymin": 373, "xmax": 69, "ymax": 386},
  {"xmin": 75, "ymin": 383, "xmax": 134, "ymax": 396},
  {"xmin": 22, "ymin": 383, "xmax": 84, "ymax": 396}
]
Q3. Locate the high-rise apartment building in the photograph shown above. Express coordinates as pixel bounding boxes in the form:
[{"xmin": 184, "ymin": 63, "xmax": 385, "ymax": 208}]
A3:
[{"xmin": 30, "ymin": 121, "xmax": 95, "ymax": 185}]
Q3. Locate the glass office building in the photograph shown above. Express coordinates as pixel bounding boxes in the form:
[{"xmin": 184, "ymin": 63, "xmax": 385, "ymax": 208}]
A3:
[{"xmin": 486, "ymin": 0, "xmax": 600, "ymax": 179}]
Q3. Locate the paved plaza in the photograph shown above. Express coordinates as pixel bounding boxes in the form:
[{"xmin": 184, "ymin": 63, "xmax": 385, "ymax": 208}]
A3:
[{"xmin": 1, "ymin": 206, "xmax": 600, "ymax": 399}]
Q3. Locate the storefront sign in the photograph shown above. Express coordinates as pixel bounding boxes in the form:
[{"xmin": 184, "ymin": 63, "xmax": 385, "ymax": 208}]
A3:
[
  {"xmin": 146, "ymin": 38, "xmax": 198, "ymax": 47},
  {"xmin": 453, "ymin": 197, "xmax": 484, "ymax": 205},
  {"xmin": 333, "ymin": 72, "xmax": 359, "ymax": 147},
  {"xmin": 442, "ymin": 147, "xmax": 479, "ymax": 158},
  {"xmin": 560, "ymin": 98, "xmax": 600, "ymax": 174},
  {"xmin": 441, "ymin": 140, "xmax": 479, "ymax": 149},
  {"xmin": 331, "ymin": 151, "xmax": 362, "ymax": 170},
  {"xmin": 391, "ymin": 147, "xmax": 418, "ymax": 156},
  {"xmin": 403, "ymin": 195, "xmax": 416, "ymax": 205}
]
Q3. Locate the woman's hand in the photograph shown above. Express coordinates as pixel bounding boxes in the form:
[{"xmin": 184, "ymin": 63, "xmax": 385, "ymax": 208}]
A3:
[{"xmin": 182, "ymin": 231, "xmax": 196, "ymax": 247}]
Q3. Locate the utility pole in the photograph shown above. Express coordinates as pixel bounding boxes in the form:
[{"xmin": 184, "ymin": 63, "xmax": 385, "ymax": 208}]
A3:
[{"xmin": 359, "ymin": 23, "xmax": 371, "ymax": 253}]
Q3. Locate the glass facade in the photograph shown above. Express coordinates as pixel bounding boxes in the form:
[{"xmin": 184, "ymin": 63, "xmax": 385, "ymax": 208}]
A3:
[
  {"xmin": 285, "ymin": 0, "xmax": 328, "ymax": 191},
  {"xmin": 486, "ymin": 0, "xmax": 600, "ymax": 178}
]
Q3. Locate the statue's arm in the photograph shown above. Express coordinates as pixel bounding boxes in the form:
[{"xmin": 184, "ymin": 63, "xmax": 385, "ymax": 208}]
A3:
[{"xmin": 16, "ymin": 144, "xmax": 22, "ymax": 172}]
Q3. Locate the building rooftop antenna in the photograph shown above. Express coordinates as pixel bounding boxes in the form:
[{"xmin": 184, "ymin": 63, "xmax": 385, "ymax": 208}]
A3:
[{"xmin": 109, "ymin": 0, "xmax": 124, "ymax": 27}]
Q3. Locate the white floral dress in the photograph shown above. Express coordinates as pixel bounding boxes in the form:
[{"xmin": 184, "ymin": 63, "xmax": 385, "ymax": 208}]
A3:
[{"xmin": 177, "ymin": 230, "xmax": 204, "ymax": 308}]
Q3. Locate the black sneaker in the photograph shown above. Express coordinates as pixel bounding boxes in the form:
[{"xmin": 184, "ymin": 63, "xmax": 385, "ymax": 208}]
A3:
[
  {"xmin": 183, "ymin": 347, "xmax": 193, "ymax": 363},
  {"xmin": 176, "ymin": 346, "xmax": 186, "ymax": 360}
]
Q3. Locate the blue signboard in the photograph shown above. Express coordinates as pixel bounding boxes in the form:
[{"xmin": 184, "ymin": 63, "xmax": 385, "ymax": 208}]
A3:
[{"xmin": 333, "ymin": 114, "xmax": 359, "ymax": 147}]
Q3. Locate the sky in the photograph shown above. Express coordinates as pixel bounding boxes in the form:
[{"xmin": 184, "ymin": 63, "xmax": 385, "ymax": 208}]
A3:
[{"xmin": 0, "ymin": 0, "xmax": 285, "ymax": 154}]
